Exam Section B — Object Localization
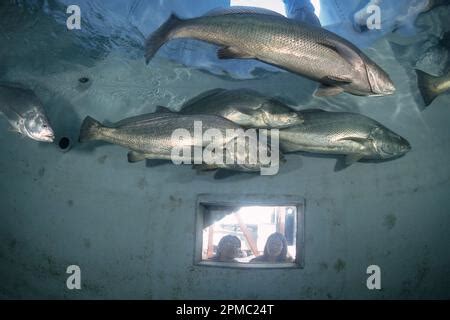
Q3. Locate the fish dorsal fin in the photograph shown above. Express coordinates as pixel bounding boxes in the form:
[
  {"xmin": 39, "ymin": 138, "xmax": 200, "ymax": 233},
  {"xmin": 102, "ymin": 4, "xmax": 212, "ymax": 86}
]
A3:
[
  {"xmin": 205, "ymin": 6, "xmax": 285, "ymax": 17},
  {"xmin": 0, "ymin": 104, "xmax": 22, "ymax": 123},
  {"xmin": 112, "ymin": 112, "xmax": 175, "ymax": 128},
  {"xmin": 319, "ymin": 38, "xmax": 365, "ymax": 71},
  {"xmin": 298, "ymin": 108, "xmax": 326, "ymax": 113},
  {"xmin": 155, "ymin": 106, "xmax": 174, "ymax": 113},
  {"xmin": 181, "ymin": 88, "xmax": 227, "ymax": 110},
  {"xmin": 272, "ymin": 95, "xmax": 298, "ymax": 107},
  {"xmin": 112, "ymin": 113, "xmax": 156, "ymax": 127},
  {"xmin": 314, "ymin": 84, "xmax": 344, "ymax": 97},
  {"xmin": 263, "ymin": 98, "xmax": 296, "ymax": 112}
]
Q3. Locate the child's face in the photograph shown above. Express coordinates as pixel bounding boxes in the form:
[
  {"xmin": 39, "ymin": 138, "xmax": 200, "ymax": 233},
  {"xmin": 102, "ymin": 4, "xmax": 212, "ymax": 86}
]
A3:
[
  {"xmin": 221, "ymin": 243, "xmax": 240, "ymax": 261},
  {"xmin": 267, "ymin": 238, "xmax": 283, "ymax": 257}
]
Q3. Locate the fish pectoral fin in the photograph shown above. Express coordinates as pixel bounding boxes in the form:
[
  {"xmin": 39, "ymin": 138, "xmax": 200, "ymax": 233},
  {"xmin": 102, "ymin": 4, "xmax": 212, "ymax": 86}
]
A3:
[
  {"xmin": 217, "ymin": 47, "xmax": 254, "ymax": 60},
  {"xmin": 128, "ymin": 151, "xmax": 148, "ymax": 163},
  {"xmin": 259, "ymin": 109, "xmax": 294, "ymax": 129},
  {"xmin": 260, "ymin": 109, "xmax": 274, "ymax": 126},
  {"xmin": 193, "ymin": 164, "xmax": 218, "ymax": 172},
  {"xmin": 345, "ymin": 154, "xmax": 364, "ymax": 165},
  {"xmin": 7, "ymin": 125, "xmax": 20, "ymax": 133},
  {"xmin": 320, "ymin": 39, "xmax": 365, "ymax": 70},
  {"xmin": 324, "ymin": 75, "xmax": 353, "ymax": 84},
  {"xmin": 235, "ymin": 107, "xmax": 262, "ymax": 121},
  {"xmin": 145, "ymin": 159, "xmax": 171, "ymax": 167},
  {"xmin": 299, "ymin": 108, "xmax": 326, "ymax": 113},
  {"xmin": 415, "ymin": 69, "xmax": 439, "ymax": 106},
  {"xmin": 334, "ymin": 154, "xmax": 364, "ymax": 171},
  {"xmin": 155, "ymin": 106, "xmax": 174, "ymax": 113},
  {"xmin": 337, "ymin": 136, "xmax": 368, "ymax": 144},
  {"xmin": 314, "ymin": 84, "xmax": 344, "ymax": 97},
  {"xmin": 214, "ymin": 169, "xmax": 242, "ymax": 180}
]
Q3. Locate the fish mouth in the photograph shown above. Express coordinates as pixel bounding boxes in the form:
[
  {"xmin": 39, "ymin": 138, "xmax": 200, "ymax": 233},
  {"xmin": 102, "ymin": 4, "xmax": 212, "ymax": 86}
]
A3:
[
  {"xmin": 401, "ymin": 140, "xmax": 412, "ymax": 154},
  {"xmin": 35, "ymin": 131, "xmax": 55, "ymax": 143},
  {"xmin": 40, "ymin": 134, "xmax": 55, "ymax": 142},
  {"xmin": 26, "ymin": 131, "xmax": 55, "ymax": 142}
]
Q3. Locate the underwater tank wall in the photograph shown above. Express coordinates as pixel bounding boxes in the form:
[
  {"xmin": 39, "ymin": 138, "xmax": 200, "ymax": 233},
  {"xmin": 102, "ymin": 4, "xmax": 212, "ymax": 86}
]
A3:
[{"xmin": 0, "ymin": 0, "xmax": 449, "ymax": 299}]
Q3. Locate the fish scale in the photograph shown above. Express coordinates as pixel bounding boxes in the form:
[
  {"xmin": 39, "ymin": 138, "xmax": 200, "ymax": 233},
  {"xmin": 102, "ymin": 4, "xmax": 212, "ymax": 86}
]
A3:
[{"xmin": 190, "ymin": 14, "xmax": 350, "ymax": 81}]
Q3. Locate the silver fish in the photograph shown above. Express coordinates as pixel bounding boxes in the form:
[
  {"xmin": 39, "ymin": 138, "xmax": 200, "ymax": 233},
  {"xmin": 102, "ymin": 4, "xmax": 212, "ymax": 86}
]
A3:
[
  {"xmin": 179, "ymin": 88, "xmax": 303, "ymax": 128},
  {"xmin": 79, "ymin": 112, "xmax": 272, "ymax": 173},
  {"xmin": 145, "ymin": 7, "xmax": 395, "ymax": 97},
  {"xmin": 423, "ymin": 0, "xmax": 450, "ymax": 12},
  {"xmin": 0, "ymin": 84, "xmax": 54, "ymax": 142},
  {"xmin": 279, "ymin": 109, "xmax": 411, "ymax": 168}
]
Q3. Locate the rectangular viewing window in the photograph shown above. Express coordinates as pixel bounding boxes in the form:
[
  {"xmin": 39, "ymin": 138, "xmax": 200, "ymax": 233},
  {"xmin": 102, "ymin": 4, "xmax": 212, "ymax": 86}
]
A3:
[{"xmin": 195, "ymin": 195, "xmax": 305, "ymax": 269}]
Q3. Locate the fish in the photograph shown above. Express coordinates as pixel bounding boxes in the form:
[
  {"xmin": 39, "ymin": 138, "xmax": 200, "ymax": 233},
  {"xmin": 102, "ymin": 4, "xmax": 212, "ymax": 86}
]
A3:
[
  {"xmin": 144, "ymin": 7, "xmax": 396, "ymax": 97},
  {"xmin": 78, "ymin": 112, "xmax": 275, "ymax": 173},
  {"xmin": 0, "ymin": 84, "xmax": 54, "ymax": 142},
  {"xmin": 416, "ymin": 69, "xmax": 450, "ymax": 106},
  {"xmin": 422, "ymin": 0, "xmax": 450, "ymax": 12},
  {"xmin": 178, "ymin": 88, "xmax": 303, "ymax": 129},
  {"xmin": 278, "ymin": 109, "xmax": 411, "ymax": 170},
  {"xmin": 440, "ymin": 31, "xmax": 450, "ymax": 50}
]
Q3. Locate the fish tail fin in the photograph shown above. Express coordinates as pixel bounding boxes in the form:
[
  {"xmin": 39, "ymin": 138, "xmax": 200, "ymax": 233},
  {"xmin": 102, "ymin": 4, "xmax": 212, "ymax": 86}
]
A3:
[
  {"xmin": 79, "ymin": 116, "xmax": 103, "ymax": 143},
  {"xmin": 416, "ymin": 69, "xmax": 439, "ymax": 106},
  {"xmin": 425, "ymin": 0, "xmax": 450, "ymax": 11},
  {"xmin": 145, "ymin": 13, "xmax": 182, "ymax": 64}
]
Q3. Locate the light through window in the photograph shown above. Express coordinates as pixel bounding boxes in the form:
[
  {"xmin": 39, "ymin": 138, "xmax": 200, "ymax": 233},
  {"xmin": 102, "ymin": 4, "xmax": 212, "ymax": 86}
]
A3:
[
  {"xmin": 195, "ymin": 195, "xmax": 305, "ymax": 268},
  {"xmin": 230, "ymin": 0, "xmax": 287, "ymax": 16},
  {"xmin": 230, "ymin": 0, "xmax": 321, "ymax": 17}
]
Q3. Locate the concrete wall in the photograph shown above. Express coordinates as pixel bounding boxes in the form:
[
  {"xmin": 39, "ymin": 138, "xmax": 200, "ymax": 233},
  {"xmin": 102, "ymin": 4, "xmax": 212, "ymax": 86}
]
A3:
[{"xmin": 0, "ymin": 4, "xmax": 449, "ymax": 299}]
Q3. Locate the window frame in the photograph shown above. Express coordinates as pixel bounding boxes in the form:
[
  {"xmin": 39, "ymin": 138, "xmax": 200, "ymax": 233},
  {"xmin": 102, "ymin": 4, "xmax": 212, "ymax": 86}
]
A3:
[{"xmin": 194, "ymin": 194, "xmax": 305, "ymax": 269}]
